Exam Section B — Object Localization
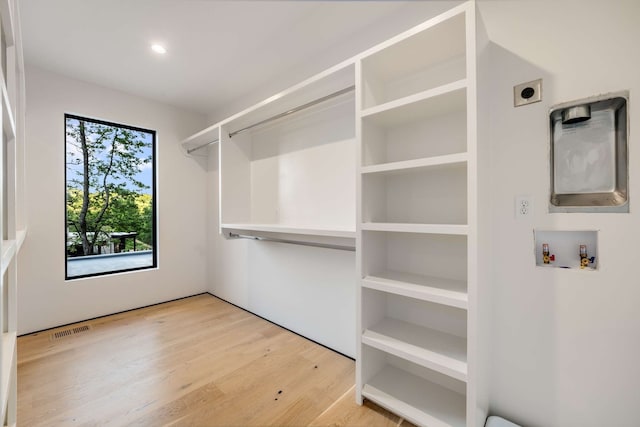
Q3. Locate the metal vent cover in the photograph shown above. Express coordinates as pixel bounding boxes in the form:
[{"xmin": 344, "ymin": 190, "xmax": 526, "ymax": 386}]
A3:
[{"xmin": 50, "ymin": 324, "xmax": 92, "ymax": 340}]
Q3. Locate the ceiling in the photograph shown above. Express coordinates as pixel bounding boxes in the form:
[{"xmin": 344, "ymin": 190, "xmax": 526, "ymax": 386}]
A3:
[{"xmin": 20, "ymin": 1, "xmax": 460, "ymax": 119}]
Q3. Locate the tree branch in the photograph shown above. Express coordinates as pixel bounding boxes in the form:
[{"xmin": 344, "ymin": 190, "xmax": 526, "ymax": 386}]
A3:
[
  {"xmin": 77, "ymin": 120, "xmax": 92, "ymax": 255},
  {"xmin": 94, "ymin": 130, "xmax": 119, "ymax": 226}
]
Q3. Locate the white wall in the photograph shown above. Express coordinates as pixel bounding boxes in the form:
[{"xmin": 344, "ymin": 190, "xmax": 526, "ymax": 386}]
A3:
[
  {"xmin": 18, "ymin": 66, "xmax": 208, "ymax": 335},
  {"xmin": 478, "ymin": 1, "xmax": 640, "ymax": 426}
]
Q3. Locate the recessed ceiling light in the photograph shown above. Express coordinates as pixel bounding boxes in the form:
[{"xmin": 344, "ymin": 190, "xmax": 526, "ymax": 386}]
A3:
[{"xmin": 151, "ymin": 44, "xmax": 167, "ymax": 54}]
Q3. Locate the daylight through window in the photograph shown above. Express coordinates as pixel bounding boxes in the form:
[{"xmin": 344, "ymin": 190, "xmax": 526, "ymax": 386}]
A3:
[{"xmin": 65, "ymin": 114, "xmax": 157, "ymax": 279}]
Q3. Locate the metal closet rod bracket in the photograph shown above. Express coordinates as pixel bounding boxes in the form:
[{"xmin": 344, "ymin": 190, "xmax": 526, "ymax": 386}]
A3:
[{"xmin": 228, "ymin": 232, "xmax": 355, "ymax": 252}]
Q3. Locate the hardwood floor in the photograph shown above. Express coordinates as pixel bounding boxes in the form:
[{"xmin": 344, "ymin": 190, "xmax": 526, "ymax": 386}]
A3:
[{"xmin": 18, "ymin": 294, "xmax": 415, "ymax": 426}]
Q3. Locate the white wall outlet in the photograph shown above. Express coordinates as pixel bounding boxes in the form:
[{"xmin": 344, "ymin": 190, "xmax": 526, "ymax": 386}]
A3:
[{"xmin": 515, "ymin": 196, "xmax": 533, "ymax": 219}]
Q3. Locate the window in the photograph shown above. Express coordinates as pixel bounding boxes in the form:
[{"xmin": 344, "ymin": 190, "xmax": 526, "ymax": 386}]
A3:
[{"xmin": 65, "ymin": 114, "xmax": 157, "ymax": 279}]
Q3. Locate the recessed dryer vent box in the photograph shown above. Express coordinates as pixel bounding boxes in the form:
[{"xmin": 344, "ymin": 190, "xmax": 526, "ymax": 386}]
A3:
[{"xmin": 549, "ymin": 92, "xmax": 628, "ymax": 213}]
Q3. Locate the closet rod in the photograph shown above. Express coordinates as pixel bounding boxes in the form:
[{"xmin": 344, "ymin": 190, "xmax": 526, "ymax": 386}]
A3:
[
  {"xmin": 229, "ymin": 85, "xmax": 355, "ymax": 138},
  {"xmin": 187, "ymin": 138, "xmax": 219, "ymax": 154},
  {"xmin": 228, "ymin": 232, "xmax": 355, "ymax": 252}
]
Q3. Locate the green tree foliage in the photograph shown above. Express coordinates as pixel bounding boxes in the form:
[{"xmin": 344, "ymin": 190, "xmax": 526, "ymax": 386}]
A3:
[
  {"xmin": 66, "ymin": 118, "xmax": 153, "ymax": 256},
  {"xmin": 136, "ymin": 194, "xmax": 153, "ymax": 245}
]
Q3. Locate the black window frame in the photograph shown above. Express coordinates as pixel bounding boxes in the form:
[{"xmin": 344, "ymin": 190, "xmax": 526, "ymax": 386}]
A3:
[{"xmin": 64, "ymin": 113, "xmax": 158, "ymax": 280}]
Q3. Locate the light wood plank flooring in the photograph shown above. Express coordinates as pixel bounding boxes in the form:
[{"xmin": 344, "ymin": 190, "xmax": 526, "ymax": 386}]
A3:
[{"xmin": 18, "ymin": 294, "xmax": 414, "ymax": 426}]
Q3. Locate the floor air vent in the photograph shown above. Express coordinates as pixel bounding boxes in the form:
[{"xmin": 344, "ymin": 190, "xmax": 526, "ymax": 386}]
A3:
[{"xmin": 51, "ymin": 324, "xmax": 92, "ymax": 340}]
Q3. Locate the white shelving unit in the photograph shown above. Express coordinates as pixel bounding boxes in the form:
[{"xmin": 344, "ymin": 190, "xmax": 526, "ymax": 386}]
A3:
[
  {"xmin": 0, "ymin": 0, "xmax": 25, "ymax": 426},
  {"xmin": 357, "ymin": 2, "xmax": 489, "ymax": 426},
  {"xmin": 216, "ymin": 62, "xmax": 356, "ymax": 244},
  {"xmin": 182, "ymin": 2, "xmax": 490, "ymax": 425}
]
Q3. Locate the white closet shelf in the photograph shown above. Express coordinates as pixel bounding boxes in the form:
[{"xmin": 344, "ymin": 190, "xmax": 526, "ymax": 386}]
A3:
[
  {"xmin": 363, "ymin": 318, "xmax": 467, "ymax": 381},
  {"xmin": 1, "ymin": 239, "xmax": 16, "ymax": 276},
  {"xmin": 361, "ymin": 152, "xmax": 467, "ymax": 175},
  {"xmin": 1, "ymin": 332, "xmax": 16, "ymax": 416},
  {"xmin": 363, "ymin": 364, "xmax": 466, "ymax": 427},
  {"xmin": 221, "ymin": 223, "xmax": 356, "ymax": 239},
  {"xmin": 362, "ymin": 223, "xmax": 468, "ymax": 235},
  {"xmin": 360, "ymin": 79, "xmax": 466, "ymax": 127},
  {"xmin": 363, "ymin": 271, "xmax": 467, "ymax": 309}
]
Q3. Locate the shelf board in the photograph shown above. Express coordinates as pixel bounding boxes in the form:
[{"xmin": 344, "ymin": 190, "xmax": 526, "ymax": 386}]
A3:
[
  {"xmin": 363, "ymin": 364, "xmax": 466, "ymax": 427},
  {"xmin": 360, "ymin": 79, "xmax": 466, "ymax": 127},
  {"xmin": 181, "ymin": 125, "xmax": 219, "ymax": 156},
  {"xmin": 361, "ymin": 152, "xmax": 467, "ymax": 175},
  {"xmin": 221, "ymin": 223, "xmax": 356, "ymax": 239},
  {"xmin": 363, "ymin": 318, "xmax": 467, "ymax": 382},
  {"xmin": 361, "ymin": 223, "xmax": 468, "ymax": 235},
  {"xmin": 1, "ymin": 332, "xmax": 16, "ymax": 416},
  {"xmin": 363, "ymin": 270, "xmax": 467, "ymax": 309},
  {"xmin": 1, "ymin": 239, "xmax": 16, "ymax": 276}
]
